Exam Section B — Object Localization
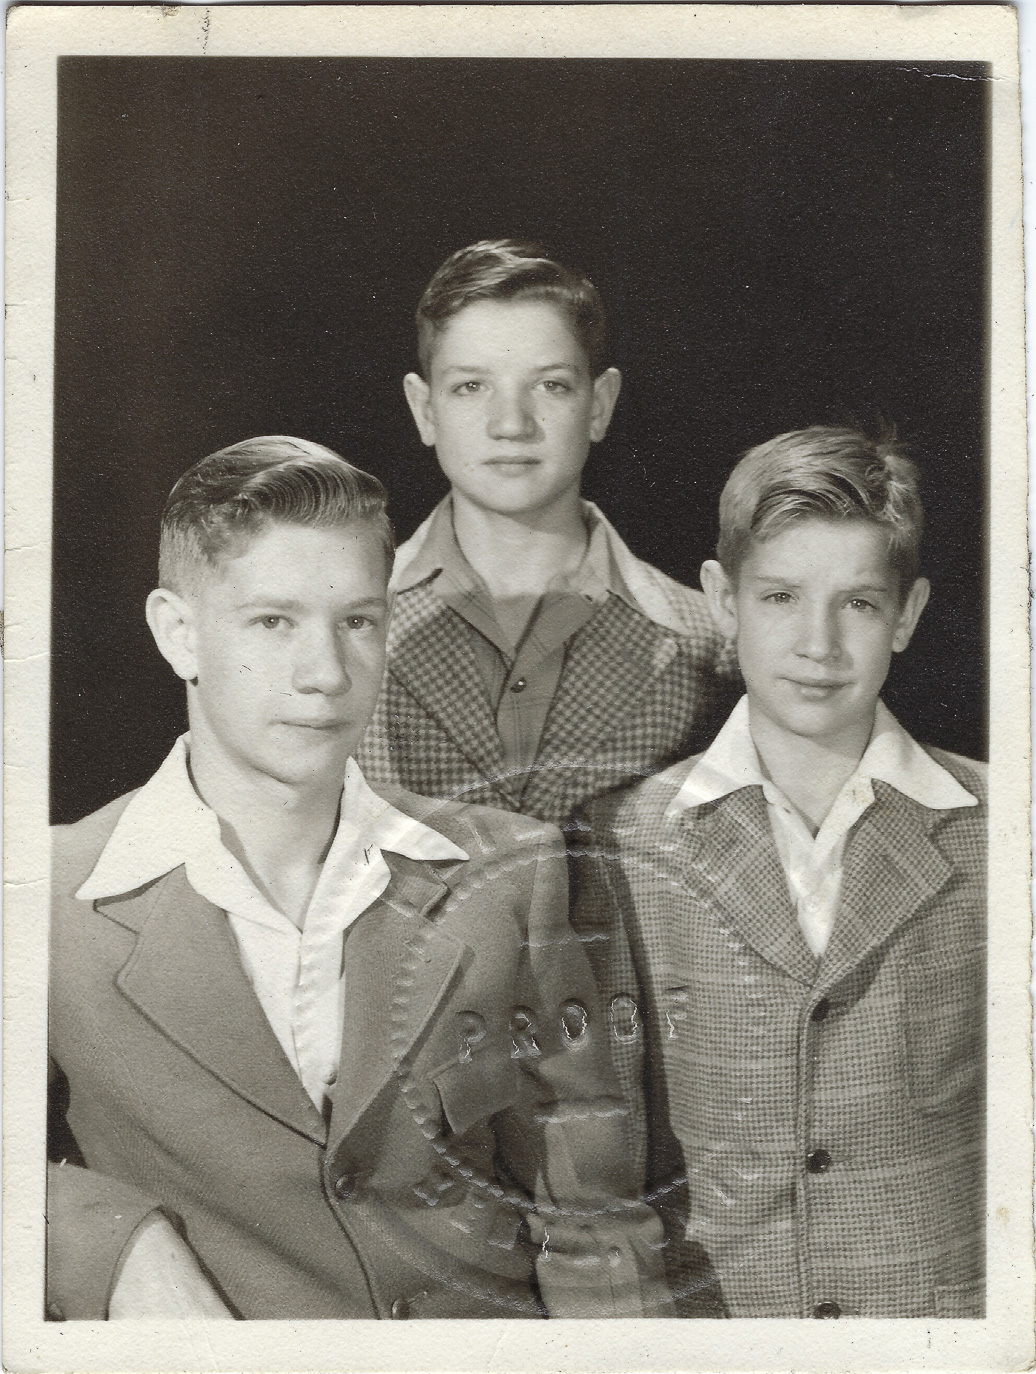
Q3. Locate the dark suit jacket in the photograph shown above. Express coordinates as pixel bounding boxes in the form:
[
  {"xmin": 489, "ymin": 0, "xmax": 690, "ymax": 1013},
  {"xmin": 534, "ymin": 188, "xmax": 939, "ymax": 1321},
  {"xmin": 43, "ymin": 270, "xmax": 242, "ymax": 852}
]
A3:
[
  {"xmin": 48, "ymin": 784, "xmax": 670, "ymax": 1320},
  {"xmin": 571, "ymin": 748, "xmax": 987, "ymax": 1319}
]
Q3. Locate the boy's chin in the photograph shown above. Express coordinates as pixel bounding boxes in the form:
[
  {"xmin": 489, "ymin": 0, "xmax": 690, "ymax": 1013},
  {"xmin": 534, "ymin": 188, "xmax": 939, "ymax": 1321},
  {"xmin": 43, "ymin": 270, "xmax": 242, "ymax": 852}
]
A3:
[
  {"xmin": 253, "ymin": 738, "xmax": 355, "ymax": 789},
  {"xmin": 757, "ymin": 694, "xmax": 878, "ymax": 749}
]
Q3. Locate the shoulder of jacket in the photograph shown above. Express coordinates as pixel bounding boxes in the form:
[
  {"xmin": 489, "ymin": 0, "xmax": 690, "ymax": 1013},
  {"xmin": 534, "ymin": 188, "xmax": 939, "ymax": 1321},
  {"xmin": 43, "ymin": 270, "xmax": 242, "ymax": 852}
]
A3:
[
  {"xmin": 621, "ymin": 557, "xmax": 721, "ymax": 643},
  {"xmin": 921, "ymin": 746, "xmax": 989, "ymax": 807},
  {"xmin": 51, "ymin": 791, "xmax": 140, "ymax": 897},
  {"xmin": 581, "ymin": 755, "xmax": 700, "ymax": 833},
  {"xmin": 371, "ymin": 781, "xmax": 562, "ymax": 855}
]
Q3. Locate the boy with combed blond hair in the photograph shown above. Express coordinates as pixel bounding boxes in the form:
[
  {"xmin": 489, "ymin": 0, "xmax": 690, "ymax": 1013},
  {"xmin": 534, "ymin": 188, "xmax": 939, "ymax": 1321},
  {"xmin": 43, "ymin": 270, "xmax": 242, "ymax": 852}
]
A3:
[
  {"xmin": 573, "ymin": 426, "xmax": 986, "ymax": 1318},
  {"xmin": 48, "ymin": 435, "xmax": 672, "ymax": 1321}
]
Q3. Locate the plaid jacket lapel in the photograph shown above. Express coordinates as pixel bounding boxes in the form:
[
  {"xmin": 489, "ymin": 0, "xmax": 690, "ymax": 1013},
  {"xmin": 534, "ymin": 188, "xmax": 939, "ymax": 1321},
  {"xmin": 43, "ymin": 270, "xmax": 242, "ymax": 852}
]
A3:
[
  {"xmin": 386, "ymin": 582, "xmax": 508, "ymax": 795},
  {"xmin": 676, "ymin": 787, "xmax": 819, "ymax": 986},
  {"xmin": 524, "ymin": 597, "xmax": 680, "ymax": 815},
  {"xmin": 817, "ymin": 783, "xmax": 955, "ymax": 993}
]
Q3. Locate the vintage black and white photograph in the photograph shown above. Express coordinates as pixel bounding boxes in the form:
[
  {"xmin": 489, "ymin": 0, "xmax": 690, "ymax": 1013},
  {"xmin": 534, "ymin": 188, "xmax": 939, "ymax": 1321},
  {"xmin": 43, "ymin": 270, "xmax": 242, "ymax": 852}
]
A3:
[{"xmin": 4, "ymin": 6, "xmax": 1031, "ymax": 1372}]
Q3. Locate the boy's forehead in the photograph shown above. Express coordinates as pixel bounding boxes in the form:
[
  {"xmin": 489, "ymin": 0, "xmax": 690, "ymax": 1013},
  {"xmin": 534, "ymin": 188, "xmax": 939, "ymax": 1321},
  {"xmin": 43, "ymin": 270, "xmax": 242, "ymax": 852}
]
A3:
[
  {"xmin": 197, "ymin": 519, "xmax": 391, "ymax": 594},
  {"xmin": 428, "ymin": 297, "xmax": 587, "ymax": 369},
  {"xmin": 745, "ymin": 517, "xmax": 896, "ymax": 579}
]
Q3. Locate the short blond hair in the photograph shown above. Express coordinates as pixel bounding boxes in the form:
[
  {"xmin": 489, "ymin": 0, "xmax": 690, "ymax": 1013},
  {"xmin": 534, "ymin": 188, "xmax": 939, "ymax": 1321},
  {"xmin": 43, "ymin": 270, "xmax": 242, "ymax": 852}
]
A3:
[
  {"xmin": 158, "ymin": 435, "xmax": 394, "ymax": 595},
  {"xmin": 717, "ymin": 426, "xmax": 924, "ymax": 597}
]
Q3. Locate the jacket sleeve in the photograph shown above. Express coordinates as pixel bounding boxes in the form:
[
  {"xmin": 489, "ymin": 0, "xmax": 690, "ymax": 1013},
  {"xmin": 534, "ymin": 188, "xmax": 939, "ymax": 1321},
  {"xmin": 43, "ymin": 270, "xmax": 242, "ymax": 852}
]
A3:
[
  {"xmin": 493, "ymin": 826, "xmax": 673, "ymax": 1318},
  {"xmin": 45, "ymin": 1160, "xmax": 164, "ymax": 1319}
]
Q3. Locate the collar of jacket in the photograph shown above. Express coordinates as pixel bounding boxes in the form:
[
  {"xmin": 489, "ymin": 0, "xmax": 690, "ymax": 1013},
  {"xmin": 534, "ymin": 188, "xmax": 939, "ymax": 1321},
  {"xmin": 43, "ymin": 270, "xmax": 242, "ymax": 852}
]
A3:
[
  {"xmin": 92, "ymin": 832, "xmax": 468, "ymax": 1149},
  {"xmin": 391, "ymin": 497, "xmax": 696, "ymax": 638},
  {"xmin": 663, "ymin": 778, "xmax": 959, "ymax": 991},
  {"xmin": 384, "ymin": 580, "xmax": 684, "ymax": 814}
]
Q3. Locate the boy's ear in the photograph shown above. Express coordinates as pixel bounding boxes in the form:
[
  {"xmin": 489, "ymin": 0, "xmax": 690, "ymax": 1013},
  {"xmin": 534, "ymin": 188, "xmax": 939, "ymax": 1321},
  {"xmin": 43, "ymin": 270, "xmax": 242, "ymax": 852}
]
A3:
[
  {"xmin": 891, "ymin": 576, "xmax": 931, "ymax": 653},
  {"xmin": 403, "ymin": 372, "xmax": 436, "ymax": 447},
  {"xmin": 589, "ymin": 367, "xmax": 622, "ymax": 442},
  {"xmin": 146, "ymin": 588, "xmax": 199, "ymax": 683},
  {"xmin": 700, "ymin": 559, "xmax": 739, "ymax": 641}
]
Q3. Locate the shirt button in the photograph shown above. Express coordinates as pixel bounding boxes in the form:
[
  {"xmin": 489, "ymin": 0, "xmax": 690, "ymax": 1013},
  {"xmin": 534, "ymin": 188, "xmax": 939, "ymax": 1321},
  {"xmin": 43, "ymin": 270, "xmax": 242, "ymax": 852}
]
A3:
[
  {"xmin": 814, "ymin": 1300, "xmax": 841, "ymax": 1318},
  {"xmin": 806, "ymin": 1148, "xmax": 832, "ymax": 1174},
  {"xmin": 509, "ymin": 677, "xmax": 527, "ymax": 693},
  {"xmin": 333, "ymin": 1172, "xmax": 357, "ymax": 1200},
  {"xmin": 811, "ymin": 997, "xmax": 831, "ymax": 1022},
  {"xmin": 390, "ymin": 1297, "xmax": 411, "ymax": 1319}
]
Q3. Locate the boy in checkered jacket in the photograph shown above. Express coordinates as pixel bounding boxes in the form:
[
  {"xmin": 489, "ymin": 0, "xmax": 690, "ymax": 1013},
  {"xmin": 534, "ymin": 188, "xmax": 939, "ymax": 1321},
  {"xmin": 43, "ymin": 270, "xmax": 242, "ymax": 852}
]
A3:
[{"xmin": 572, "ymin": 427, "xmax": 985, "ymax": 1318}]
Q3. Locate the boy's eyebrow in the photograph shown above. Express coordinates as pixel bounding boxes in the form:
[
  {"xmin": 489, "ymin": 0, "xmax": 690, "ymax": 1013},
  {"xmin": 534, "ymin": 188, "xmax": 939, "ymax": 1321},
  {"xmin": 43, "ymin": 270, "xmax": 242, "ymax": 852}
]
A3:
[
  {"xmin": 439, "ymin": 361, "xmax": 580, "ymax": 375},
  {"xmin": 234, "ymin": 595, "xmax": 389, "ymax": 612},
  {"xmin": 746, "ymin": 572, "xmax": 894, "ymax": 594}
]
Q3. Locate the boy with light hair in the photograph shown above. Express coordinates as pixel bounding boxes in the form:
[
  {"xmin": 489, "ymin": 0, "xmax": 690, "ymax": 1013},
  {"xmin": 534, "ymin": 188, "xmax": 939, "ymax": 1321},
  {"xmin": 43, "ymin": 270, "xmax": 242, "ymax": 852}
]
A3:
[
  {"xmin": 48, "ymin": 435, "xmax": 672, "ymax": 1321},
  {"xmin": 573, "ymin": 426, "xmax": 986, "ymax": 1318}
]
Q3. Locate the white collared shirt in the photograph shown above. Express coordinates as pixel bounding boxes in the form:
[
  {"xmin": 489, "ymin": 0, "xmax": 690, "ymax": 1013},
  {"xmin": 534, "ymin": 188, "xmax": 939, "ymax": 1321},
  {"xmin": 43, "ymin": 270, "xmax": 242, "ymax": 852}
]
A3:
[
  {"xmin": 667, "ymin": 697, "xmax": 977, "ymax": 957},
  {"xmin": 78, "ymin": 736, "xmax": 468, "ymax": 1112}
]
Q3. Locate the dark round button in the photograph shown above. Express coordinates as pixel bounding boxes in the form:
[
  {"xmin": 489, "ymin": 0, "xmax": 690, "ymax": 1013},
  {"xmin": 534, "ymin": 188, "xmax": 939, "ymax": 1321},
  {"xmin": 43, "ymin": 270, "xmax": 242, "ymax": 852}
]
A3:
[
  {"xmin": 806, "ymin": 1148, "xmax": 832, "ymax": 1174},
  {"xmin": 810, "ymin": 997, "xmax": 831, "ymax": 1022},
  {"xmin": 509, "ymin": 677, "xmax": 527, "ymax": 693},
  {"xmin": 814, "ymin": 1300, "xmax": 841, "ymax": 1318},
  {"xmin": 390, "ymin": 1297, "xmax": 410, "ymax": 1319},
  {"xmin": 333, "ymin": 1172, "xmax": 357, "ymax": 1200}
]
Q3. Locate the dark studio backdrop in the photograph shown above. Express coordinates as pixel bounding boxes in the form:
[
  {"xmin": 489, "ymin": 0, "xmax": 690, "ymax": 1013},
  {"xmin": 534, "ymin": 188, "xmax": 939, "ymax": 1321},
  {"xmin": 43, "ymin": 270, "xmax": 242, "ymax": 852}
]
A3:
[{"xmin": 51, "ymin": 57, "xmax": 988, "ymax": 825}]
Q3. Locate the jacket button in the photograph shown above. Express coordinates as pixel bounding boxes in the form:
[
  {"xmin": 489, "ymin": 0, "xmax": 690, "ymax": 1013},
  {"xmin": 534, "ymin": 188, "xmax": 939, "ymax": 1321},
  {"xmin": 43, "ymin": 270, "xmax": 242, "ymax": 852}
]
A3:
[
  {"xmin": 333, "ymin": 1172, "xmax": 357, "ymax": 1200},
  {"xmin": 806, "ymin": 1148, "xmax": 832, "ymax": 1174},
  {"xmin": 814, "ymin": 1300, "xmax": 841, "ymax": 1318},
  {"xmin": 810, "ymin": 997, "xmax": 831, "ymax": 1022},
  {"xmin": 509, "ymin": 677, "xmax": 527, "ymax": 693},
  {"xmin": 390, "ymin": 1297, "xmax": 410, "ymax": 1319}
]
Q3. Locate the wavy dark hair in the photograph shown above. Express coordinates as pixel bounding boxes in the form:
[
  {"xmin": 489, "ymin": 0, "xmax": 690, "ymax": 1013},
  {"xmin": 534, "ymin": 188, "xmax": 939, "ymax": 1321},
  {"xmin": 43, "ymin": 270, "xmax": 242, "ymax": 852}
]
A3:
[{"xmin": 415, "ymin": 238, "xmax": 609, "ymax": 378}]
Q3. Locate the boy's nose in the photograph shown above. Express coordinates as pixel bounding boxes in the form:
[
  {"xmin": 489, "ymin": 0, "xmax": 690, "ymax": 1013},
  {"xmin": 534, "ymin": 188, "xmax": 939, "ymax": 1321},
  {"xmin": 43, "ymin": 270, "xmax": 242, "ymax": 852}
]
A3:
[
  {"xmin": 292, "ymin": 628, "xmax": 352, "ymax": 695},
  {"xmin": 486, "ymin": 388, "xmax": 538, "ymax": 440},
  {"xmin": 796, "ymin": 608, "xmax": 843, "ymax": 662}
]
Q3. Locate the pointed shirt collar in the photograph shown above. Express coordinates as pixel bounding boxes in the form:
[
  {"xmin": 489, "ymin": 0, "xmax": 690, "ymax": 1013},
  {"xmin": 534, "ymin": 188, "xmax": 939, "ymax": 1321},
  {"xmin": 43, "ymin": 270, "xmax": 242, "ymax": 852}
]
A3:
[
  {"xmin": 77, "ymin": 735, "xmax": 468, "ymax": 908},
  {"xmin": 668, "ymin": 696, "xmax": 977, "ymax": 819},
  {"xmin": 392, "ymin": 496, "xmax": 642, "ymax": 611}
]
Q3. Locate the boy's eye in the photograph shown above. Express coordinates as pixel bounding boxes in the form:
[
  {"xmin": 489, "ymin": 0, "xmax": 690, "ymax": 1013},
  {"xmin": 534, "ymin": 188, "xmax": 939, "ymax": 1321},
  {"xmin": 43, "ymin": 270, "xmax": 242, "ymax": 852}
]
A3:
[
  {"xmin": 847, "ymin": 597, "xmax": 878, "ymax": 612},
  {"xmin": 764, "ymin": 591, "xmax": 793, "ymax": 605},
  {"xmin": 258, "ymin": 614, "xmax": 287, "ymax": 629},
  {"xmin": 540, "ymin": 379, "xmax": 571, "ymax": 394},
  {"xmin": 342, "ymin": 615, "xmax": 374, "ymax": 631},
  {"xmin": 453, "ymin": 380, "xmax": 483, "ymax": 394}
]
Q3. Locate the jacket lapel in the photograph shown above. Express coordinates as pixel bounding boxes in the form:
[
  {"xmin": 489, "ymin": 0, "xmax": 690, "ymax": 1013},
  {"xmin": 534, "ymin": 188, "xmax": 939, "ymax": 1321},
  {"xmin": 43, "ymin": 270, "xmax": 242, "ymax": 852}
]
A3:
[
  {"xmin": 387, "ymin": 583, "xmax": 509, "ymax": 797},
  {"xmin": 525, "ymin": 597, "xmax": 680, "ymax": 814},
  {"xmin": 817, "ymin": 783, "xmax": 954, "ymax": 993},
  {"xmin": 105, "ymin": 868, "xmax": 327, "ymax": 1144},
  {"xmin": 328, "ymin": 849, "xmax": 467, "ymax": 1149},
  {"xmin": 676, "ymin": 788, "xmax": 819, "ymax": 986}
]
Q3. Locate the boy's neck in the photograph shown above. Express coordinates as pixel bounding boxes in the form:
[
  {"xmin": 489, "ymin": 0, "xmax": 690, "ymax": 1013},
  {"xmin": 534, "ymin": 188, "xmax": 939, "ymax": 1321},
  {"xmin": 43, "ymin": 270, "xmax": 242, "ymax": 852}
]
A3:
[
  {"xmin": 451, "ymin": 489, "xmax": 589, "ymax": 601},
  {"xmin": 188, "ymin": 746, "xmax": 342, "ymax": 931},
  {"xmin": 747, "ymin": 704, "xmax": 876, "ymax": 834}
]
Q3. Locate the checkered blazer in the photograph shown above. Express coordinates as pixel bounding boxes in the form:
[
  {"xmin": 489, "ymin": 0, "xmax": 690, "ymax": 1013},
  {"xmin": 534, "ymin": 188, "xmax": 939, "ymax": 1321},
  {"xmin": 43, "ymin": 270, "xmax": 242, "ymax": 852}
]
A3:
[
  {"xmin": 570, "ymin": 746, "xmax": 987, "ymax": 1319},
  {"xmin": 358, "ymin": 548, "xmax": 738, "ymax": 826}
]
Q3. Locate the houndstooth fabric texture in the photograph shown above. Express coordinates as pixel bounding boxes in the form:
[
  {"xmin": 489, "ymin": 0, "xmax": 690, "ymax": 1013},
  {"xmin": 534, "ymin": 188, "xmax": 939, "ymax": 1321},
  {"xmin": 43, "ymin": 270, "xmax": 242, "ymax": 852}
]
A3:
[
  {"xmin": 358, "ymin": 578, "xmax": 739, "ymax": 826},
  {"xmin": 570, "ymin": 746, "xmax": 987, "ymax": 1319}
]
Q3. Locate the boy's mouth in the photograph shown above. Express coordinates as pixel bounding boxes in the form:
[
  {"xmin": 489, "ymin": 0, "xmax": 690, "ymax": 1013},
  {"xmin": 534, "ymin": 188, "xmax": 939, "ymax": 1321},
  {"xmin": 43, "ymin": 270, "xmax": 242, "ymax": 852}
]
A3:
[
  {"xmin": 278, "ymin": 718, "xmax": 349, "ymax": 732},
  {"xmin": 785, "ymin": 678, "xmax": 848, "ymax": 699}
]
